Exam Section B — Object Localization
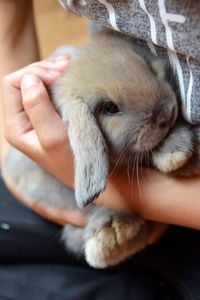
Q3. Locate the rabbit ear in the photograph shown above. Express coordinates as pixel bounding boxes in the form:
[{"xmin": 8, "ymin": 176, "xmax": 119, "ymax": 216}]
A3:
[
  {"xmin": 149, "ymin": 58, "xmax": 167, "ymax": 79},
  {"xmin": 149, "ymin": 58, "xmax": 178, "ymax": 91},
  {"xmin": 65, "ymin": 101, "xmax": 109, "ymax": 208}
]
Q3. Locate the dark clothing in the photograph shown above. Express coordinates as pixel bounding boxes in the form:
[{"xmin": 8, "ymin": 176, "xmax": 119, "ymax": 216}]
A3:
[{"xmin": 0, "ymin": 177, "xmax": 199, "ymax": 300}]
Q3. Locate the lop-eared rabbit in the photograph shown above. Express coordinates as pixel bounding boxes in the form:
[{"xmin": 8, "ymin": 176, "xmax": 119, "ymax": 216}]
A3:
[{"xmin": 3, "ymin": 28, "xmax": 200, "ymax": 268}]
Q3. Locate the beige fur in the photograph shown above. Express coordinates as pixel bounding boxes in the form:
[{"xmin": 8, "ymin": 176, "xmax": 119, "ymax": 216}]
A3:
[
  {"xmin": 2, "ymin": 28, "xmax": 197, "ymax": 268},
  {"xmin": 52, "ymin": 29, "xmax": 178, "ymax": 207}
]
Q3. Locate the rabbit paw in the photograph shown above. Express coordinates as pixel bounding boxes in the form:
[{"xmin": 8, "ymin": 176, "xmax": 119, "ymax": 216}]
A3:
[
  {"xmin": 84, "ymin": 215, "xmax": 147, "ymax": 268},
  {"xmin": 152, "ymin": 150, "xmax": 192, "ymax": 173}
]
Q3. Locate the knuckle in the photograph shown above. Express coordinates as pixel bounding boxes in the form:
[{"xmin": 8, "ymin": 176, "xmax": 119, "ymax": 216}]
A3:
[
  {"xmin": 25, "ymin": 61, "xmax": 40, "ymax": 69},
  {"xmin": 41, "ymin": 137, "xmax": 56, "ymax": 149},
  {"xmin": 34, "ymin": 59, "xmax": 47, "ymax": 66},
  {"xmin": 23, "ymin": 90, "xmax": 44, "ymax": 110},
  {"xmin": 26, "ymin": 61, "xmax": 48, "ymax": 71},
  {"xmin": 4, "ymin": 123, "xmax": 18, "ymax": 146},
  {"xmin": 2, "ymin": 74, "xmax": 13, "ymax": 87},
  {"xmin": 41, "ymin": 132, "xmax": 66, "ymax": 149}
]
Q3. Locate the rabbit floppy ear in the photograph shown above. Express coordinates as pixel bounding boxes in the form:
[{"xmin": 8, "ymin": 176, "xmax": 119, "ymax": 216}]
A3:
[
  {"xmin": 149, "ymin": 57, "xmax": 178, "ymax": 92},
  {"xmin": 149, "ymin": 58, "xmax": 167, "ymax": 79},
  {"xmin": 65, "ymin": 101, "xmax": 109, "ymax": 208}
]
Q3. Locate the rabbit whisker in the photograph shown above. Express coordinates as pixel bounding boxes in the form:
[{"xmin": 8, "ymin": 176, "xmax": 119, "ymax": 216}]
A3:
[{"xmin": 109, "ymin": 137, "xmax": 135, "ymax": 179}]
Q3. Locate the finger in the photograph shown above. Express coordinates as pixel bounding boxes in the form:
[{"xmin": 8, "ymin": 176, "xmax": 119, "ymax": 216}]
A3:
[
  {"xmin": 2, "ymin": 74, "xmax": 40, "ymax": 147},
  {"xmin": 6, "ymin": 59, "xmax": 70, "ymax": 89},
  {"xmin": 2, "ymin": 76, "xmax": 34, "ymax": 149},
  {"xmin": 147, "ymin": 222, "xmax": 170, "ymax": 245},
  {"xmin": 24, "ymin": 57, "xmax": 71, "ymax": 72},
  {"xmin": 2, "ymin": 79, "xmax": 24, "ymax": 123},
  {"xmin": 3, "ymin": 58, "xmax": 70, "ymax": 121},
  {"xmin": 20, "ymin": 74, "xmax": 67, "ymax": 149},
  {"xmin": 55, "ymin": 54, "xmax": 71, "ymax": 62}
]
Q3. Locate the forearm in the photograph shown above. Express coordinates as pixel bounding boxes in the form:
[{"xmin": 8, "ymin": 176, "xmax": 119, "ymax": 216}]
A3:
[
  {"xmin": 0, "ymin": 0, "xmax": 39, "ymax": 164},
  {"xmin": 97, "ymin": 168, "xmax": 200, "ymax": 230},
  {"xmin": 0, "ymin": 0, "xmax": 39, "ymax": 68}
]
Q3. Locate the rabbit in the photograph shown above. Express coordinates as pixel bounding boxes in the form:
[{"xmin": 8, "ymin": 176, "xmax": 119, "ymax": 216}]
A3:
[{"xmin": 2, "ymin": 28, "xmax": 199, "ymax": 268}]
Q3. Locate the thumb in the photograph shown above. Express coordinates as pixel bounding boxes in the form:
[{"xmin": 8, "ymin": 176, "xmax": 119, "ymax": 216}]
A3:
[{"xmin": 21, "ymin": 73, "xmax": 66, "ymax": 149}]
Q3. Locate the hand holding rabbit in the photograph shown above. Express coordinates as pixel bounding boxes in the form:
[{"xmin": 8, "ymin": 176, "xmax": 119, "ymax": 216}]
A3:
[
  {"xmin": 2, "ymin": 29, "xmax": 199, "ymax": 268},
  {"xmin": 2, "ymin": 56, "xmax": 85, "ymax": 227},
  {"xmin": 1, "ymin": 56, "xmax": 169, "ymax": 244}
]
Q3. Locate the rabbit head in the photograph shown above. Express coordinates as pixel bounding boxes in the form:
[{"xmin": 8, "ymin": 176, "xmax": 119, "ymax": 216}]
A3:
[{"xmin": 52, "ymin": 31, "xmax": 178, "ymax": 208}]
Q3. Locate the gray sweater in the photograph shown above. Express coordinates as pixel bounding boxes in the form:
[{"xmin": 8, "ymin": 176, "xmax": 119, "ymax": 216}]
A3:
[{"xmin": 59, "ymin": 0, "xmax": 200, "ymax": 124}]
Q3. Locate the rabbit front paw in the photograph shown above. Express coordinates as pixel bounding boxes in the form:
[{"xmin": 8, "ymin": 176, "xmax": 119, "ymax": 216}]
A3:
[
  {"xmin": 152, "ymin": 150, "xmax": 192, "ymax": 173},
  {"xmin": 152, "ymin": 121, "xmax": 193, "ymax": 173},
  {"xmin": 84, "ymin": 214, "xmax": 148, "ymax": 268}
]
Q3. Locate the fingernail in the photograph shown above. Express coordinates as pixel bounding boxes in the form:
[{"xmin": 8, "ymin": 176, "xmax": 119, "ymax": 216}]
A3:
[
  {"xmin": 55, "ymin": 60, "xmax": 69, "ymax": 67},
  {"xmin": 21, "ymin": 74, "xmax": 40, "ymax": 89}
]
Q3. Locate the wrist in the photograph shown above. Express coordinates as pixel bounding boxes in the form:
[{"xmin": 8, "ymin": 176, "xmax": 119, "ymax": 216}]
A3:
[{"xmin": 96, "ymin": 168, "xmax": 143, "ymax": 215}]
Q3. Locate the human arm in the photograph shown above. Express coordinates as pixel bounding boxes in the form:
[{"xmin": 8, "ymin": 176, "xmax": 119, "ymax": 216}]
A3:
[
  {"xmin": 2, "ymin": 60, "xmax": 200, "ymax": 232},
  {"xmin": 0, "ymin": 0, "xmax": 190, "ymax": 240},
  {"xmin": 1, "ymin": 55, "xmax": 169, "ymax": 240},
  {"xmin": 0, "ymin": 0, "xmax": 39, "ymax": 163},
  {"xmin": 97, "ymin": 168, "xmax": 200, "ymax": 230}
]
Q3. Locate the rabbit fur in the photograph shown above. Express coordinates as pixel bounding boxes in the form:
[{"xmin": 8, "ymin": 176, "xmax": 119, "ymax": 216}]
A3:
[{"xmin": 2, "ymin": 28, "xmax": 200, "ymax": 268}]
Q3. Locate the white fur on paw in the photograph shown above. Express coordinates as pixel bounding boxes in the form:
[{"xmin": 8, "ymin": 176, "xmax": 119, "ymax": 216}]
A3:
[
  {"xmin": 153, "ymin": 151, "xmax": 192, "ymax": 173},
  {"xmin": 84, "ymin": 220, "xmax": 147, "ymax": 268}
]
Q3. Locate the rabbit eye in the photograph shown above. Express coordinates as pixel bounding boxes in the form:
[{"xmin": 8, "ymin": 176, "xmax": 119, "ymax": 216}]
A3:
[{"xmin": 103, "ymin": 102, "xmax": 120, "ymax": 115}]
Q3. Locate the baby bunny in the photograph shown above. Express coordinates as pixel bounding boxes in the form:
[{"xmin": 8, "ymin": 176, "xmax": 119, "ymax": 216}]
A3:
[{"xmin": 2, "ymin": 28, "xmax": 196, "ymax": 268}]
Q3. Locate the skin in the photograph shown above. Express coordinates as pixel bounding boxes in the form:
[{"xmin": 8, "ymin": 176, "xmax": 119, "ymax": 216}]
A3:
[
  {"xmin": 0, "ymin": 0, "xmax": 84, "ymax": 227},
  {"xmin": 2, "ymin": 0, "xmax": 200, "ymax": 248}
]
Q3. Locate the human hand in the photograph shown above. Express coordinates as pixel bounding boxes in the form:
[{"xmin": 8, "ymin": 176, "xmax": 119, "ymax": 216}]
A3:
[
  {"xmin": 1, "ymin": 55, "xmax": 169, "ymax": 241},
  {"xmin": 2, "ymin": 55, "xmax": 74, "ymax": 186},
  {"xmin": 2, "ymin": 55, "xmax": 85, "ymax": 227}
]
